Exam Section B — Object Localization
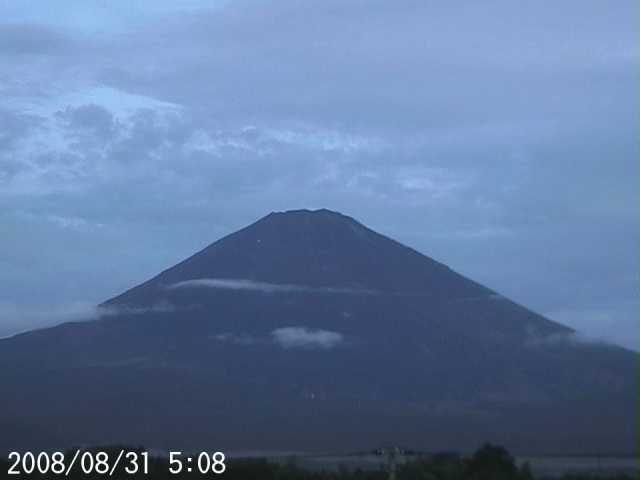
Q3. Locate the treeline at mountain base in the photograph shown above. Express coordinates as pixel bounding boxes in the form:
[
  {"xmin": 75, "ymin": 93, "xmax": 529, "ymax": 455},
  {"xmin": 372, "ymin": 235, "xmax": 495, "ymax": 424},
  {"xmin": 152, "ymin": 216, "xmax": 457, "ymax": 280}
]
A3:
[{"xmin": 0, "ymin": 444, "xmax": 636, "ymax": 480}]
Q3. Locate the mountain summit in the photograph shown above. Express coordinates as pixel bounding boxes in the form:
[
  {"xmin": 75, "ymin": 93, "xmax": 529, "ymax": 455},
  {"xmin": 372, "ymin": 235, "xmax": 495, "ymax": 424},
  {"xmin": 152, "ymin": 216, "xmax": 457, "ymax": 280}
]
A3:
[
  {"xmin": 0, "ymin": 210, "xmax": 636, "ymax": 453},
  {"xmin": 107, "ymin": 208, "xmax": 492, "ymax": 305}
]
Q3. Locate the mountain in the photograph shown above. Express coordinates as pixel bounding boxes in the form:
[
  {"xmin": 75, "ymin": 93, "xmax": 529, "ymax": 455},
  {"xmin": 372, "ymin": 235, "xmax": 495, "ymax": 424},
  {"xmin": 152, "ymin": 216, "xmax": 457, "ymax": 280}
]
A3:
[{"xmin": 0, "ymin": 209, "xmax": 636, "ymax": 454}]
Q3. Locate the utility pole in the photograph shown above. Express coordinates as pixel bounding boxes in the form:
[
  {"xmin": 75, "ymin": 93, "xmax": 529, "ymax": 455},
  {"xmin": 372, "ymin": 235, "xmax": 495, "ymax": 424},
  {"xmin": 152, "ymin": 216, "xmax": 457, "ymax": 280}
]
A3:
[{"xmin": 380, "ymin": 446, "xmax": 401, "ymax": 480}]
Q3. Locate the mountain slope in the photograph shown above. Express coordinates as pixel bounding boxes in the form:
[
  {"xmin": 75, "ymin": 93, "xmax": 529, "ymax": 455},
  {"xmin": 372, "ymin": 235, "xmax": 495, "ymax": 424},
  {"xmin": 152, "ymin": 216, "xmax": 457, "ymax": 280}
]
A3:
[
  {"xmin": 105, "ymin": 209, "xmax": 493, "ymax": 304},
  {"xmin": 0, "ymin": 209, "xmax": 636, "ymax": 454}
]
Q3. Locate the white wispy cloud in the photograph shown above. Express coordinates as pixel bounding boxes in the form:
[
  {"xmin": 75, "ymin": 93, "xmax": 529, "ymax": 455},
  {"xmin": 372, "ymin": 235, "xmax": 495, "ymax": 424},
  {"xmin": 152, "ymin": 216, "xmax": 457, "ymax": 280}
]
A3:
[
  {"xmin": 271, "ymin": 327, "xmax": 344, "ymax": 350},
  {"xmin": 211, "ymin": 332, "xmax": 262, "ymax": 346},
  {"xmin": 526, "ymin": 331, "xmax": 611, "ymax": 349},
  {"xmin": 98, "ymin": 301, "xmax": 177, "ymax": 316},
  {"xmin": 168, "ymin": 278, "xmax": 373, "ymax": 295},
  {"xmin": 543, "ymin": 306, "xmax": 640, "ymax": 352},
  {"xmin": 210, "ymin": 327, "xmax": 347, "ymax": 350},
  {"xmin": 0, "ymin": 300, "xmax": 182, "ymax": 339},
  {"xmin": 0, "ymin": 301, "xmax": 99, "ymax": 338}
]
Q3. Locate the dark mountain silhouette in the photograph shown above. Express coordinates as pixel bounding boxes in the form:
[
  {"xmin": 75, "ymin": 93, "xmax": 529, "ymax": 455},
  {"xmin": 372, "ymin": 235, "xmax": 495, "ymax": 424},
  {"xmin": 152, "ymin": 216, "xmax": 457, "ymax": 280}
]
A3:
[
  {"xmin": 0, "ymin": 209, "xmax": 636, "ymax": 454},
  {"xmin": 105, "ymin": 209, "xmax": 493, "ymax": 304}
]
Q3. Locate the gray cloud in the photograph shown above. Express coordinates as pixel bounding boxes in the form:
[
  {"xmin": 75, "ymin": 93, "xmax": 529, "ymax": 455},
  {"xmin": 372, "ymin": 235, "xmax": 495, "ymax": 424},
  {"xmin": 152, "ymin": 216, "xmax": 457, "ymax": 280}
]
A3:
[
  {"xmin": 0, "ymin": 108, "xmax": 43, "ymax": 151},
  {"xmin": 0, "ymin": 23, "xmax": 70, "ymax": 55},
  {"xmin": 94, "ymin": 0, "xmax": 638, "ymax": 134},
  {"xmin": 56, "ymin": 104, "xmax": 117, "ymax": 139}
]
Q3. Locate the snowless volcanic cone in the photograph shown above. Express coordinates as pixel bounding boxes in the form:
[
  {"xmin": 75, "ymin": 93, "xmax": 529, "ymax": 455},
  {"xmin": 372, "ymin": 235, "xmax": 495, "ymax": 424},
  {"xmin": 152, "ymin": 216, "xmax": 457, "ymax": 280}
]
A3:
[{"xmin": 0, "ymin": 209, "xmax": 636, "ymax": 453}]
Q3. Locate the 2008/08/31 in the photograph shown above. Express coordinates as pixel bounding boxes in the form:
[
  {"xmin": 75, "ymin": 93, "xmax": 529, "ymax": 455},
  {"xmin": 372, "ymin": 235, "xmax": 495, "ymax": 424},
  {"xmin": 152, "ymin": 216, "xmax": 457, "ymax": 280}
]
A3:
[{"xmin": 7, "ymin": 450, "xmax": 226, "ymax": 475}]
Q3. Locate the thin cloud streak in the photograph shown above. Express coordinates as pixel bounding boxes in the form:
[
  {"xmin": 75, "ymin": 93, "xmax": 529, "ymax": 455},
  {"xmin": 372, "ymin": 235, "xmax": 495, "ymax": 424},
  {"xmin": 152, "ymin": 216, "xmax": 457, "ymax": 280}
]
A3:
[
  {"xmin": 211, "ymin": 327, "xmax": 346, "ymax": 350},
  {"xmin": 0, "ymin": 301, "xmax": 99, "ymax": 339},
  {"xmin": 168, "ymin": 278, "xmax": 374, "ymax": 295}
]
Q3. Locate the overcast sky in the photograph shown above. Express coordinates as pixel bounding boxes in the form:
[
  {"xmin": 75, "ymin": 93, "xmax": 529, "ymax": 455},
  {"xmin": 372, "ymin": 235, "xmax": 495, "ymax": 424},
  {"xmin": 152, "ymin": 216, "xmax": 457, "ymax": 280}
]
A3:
[{"xmin": 1, "ymin": 1, "xmax": 637, "ymax": 349}]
